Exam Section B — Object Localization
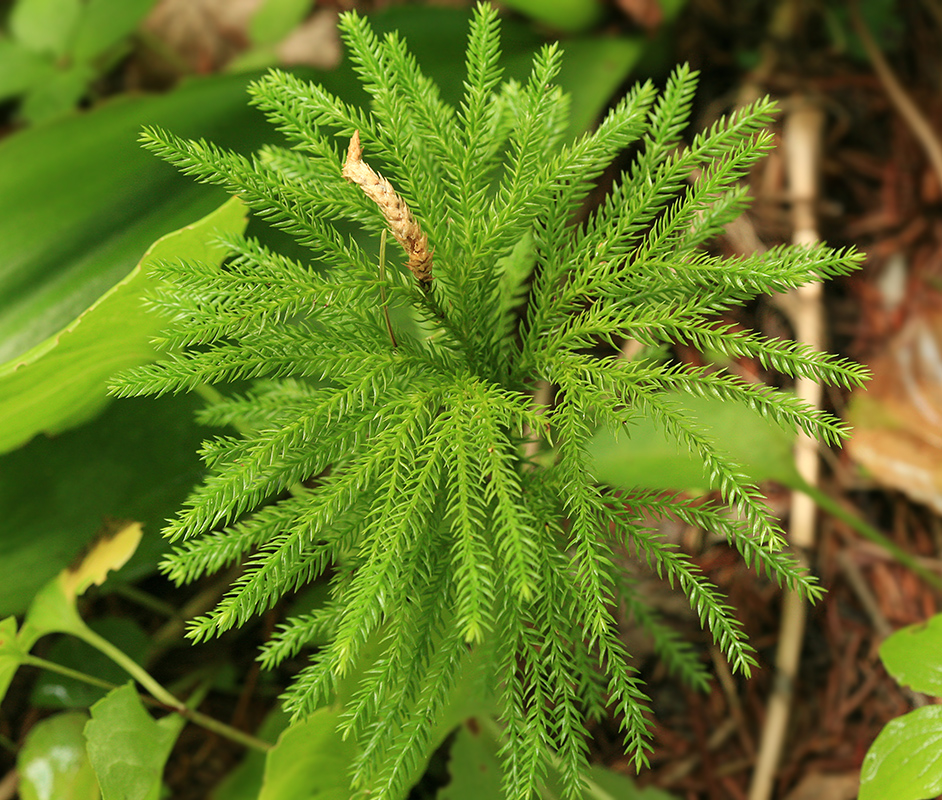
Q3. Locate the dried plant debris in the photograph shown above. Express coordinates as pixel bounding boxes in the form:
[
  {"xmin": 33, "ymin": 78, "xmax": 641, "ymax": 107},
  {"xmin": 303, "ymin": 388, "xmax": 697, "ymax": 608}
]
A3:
[{"xmin": 342, "ymin": 130, "xmax": 433, "ymax": 286}]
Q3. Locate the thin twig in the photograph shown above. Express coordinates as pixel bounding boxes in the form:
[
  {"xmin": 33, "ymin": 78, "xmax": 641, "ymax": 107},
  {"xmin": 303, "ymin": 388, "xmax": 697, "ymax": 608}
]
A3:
[
  {"xmin": 835, "ymin": 551, "xmax": 893, "ymax": 639},
  {"xmin": 0, "ymin": 770, "xmax": 17, "ymax": 800},
  {"xmin": 377, "ymin": 229, "xmax": 398, "ymax": 349},
  {"xmin": 710, "ymin": 645, "xmax": 756, "ymax": 758},
  {"xmin": 748, "ymin": 98, "xmax": 825, "ymax": 800},
  {"xmin": 850, "ymin": 0, "xmax": 942, "ymax": 192}
]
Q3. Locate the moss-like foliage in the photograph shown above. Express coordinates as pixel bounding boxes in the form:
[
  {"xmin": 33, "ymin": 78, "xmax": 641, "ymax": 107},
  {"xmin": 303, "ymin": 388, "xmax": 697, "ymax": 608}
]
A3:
[{"xmin": 111, "ymin": 5, "xmax": 866, "ymax": 798}]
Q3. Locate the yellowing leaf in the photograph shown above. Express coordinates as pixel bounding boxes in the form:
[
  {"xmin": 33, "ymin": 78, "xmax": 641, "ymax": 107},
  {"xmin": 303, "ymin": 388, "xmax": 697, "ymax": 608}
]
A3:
[
  {"xmin": 60, "ymin": 520, "xmax": 143, "ymax": 601},
  {"xmin": 19, "ymin": 521, "xmax": 143, "ymax": 647}
]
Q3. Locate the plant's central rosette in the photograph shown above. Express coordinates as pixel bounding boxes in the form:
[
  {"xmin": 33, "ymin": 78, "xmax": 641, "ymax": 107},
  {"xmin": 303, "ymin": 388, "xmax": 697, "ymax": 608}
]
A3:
[{"xmin": 111, "ymin": 4, "xmax": 866, "ymax": 798}]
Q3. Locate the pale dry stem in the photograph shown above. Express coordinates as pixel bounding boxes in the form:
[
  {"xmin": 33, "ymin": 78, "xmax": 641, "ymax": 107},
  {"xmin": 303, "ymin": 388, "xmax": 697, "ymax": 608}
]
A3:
[{"xmin": 342, "ymin": 130, "xmax": 433, "ymax": 285}]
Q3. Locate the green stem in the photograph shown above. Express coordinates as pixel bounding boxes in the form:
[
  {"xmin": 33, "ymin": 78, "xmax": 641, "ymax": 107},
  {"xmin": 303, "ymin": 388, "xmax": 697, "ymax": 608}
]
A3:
[
  {"xmin": 21, "ymin": 653, "xmax": 272, "ymax": 753},
  {"xmin": 23, "ymin": 654, "xmax": 117, "ymax": 692},
  {"xmin": 378, "ymin": 229, "xmax": 398, "ymax": 349},
  {"xmin": 74, "ymin": 624, "xmax": 180, "ymax": 708},
  {"xmin": 799, "ymin": 478, "xmax": 942, "ymax": 591},
  {"xmin": 181, "ymin": 706, "xmax": 273, "ymax": 752}
]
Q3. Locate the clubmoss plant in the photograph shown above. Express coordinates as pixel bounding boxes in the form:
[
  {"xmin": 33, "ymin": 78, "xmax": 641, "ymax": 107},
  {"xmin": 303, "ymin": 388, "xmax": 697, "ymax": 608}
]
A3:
[{"xmin": 110, "ymin": 5, "xmax": 866, "ymax": 798}]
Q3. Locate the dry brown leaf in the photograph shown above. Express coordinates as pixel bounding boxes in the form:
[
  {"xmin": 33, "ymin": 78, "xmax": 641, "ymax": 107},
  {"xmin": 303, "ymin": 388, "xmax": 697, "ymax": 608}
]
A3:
[
  {"xmin": 616, "ymin": 0, "xmax": 663, "ymax": 30},
  {"xmin": 277, "ymin": 9, "xmax": 341, "ymax": 69},
  {"xmin": 144, "ymin": 0, "xmax": 263, "ymax": 72},
  {"xmin": 781, "ymin": 771, "xmax": 859, "ymax": 800},
  {"xmin": 848, "ymin": 306, "xmax": 942, "ymax": 513}
]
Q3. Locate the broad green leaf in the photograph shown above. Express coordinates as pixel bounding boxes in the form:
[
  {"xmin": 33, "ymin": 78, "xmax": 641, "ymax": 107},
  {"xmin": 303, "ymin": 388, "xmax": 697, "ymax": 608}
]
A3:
[
  {"xmin": 9, "ymin": 0, "xmax": 81, "ymax": 56},
  {"xmin": 879, "ymin": 613, "xmax": 942, "ymax": 696},
  {"xmin": 259, "ymin": 707, "xmax": 360, "ymax": 800},
  {"xmin": 250, "ymin": 0, "xmax": 313, "ymax": 46},
  {"xmin": 19, "ymin": 578, "xmax": 87, "ymax": 650},
  {"xmin": 438, "ymin": 718, "xmax": 503, "ymax": 800},
  {"xmin": 552, "ymin": 38, "xmax": 645, "ymax": 141},
  {"xmin": 70, "ymin": 0, "xmax": 157, "ymax": 63},
  {"xmin": 18, "ymin": 712, "xmax": 100, "ymax": 800},
  {"xmin": 501, "ymin": 0, "xmax": 603, "ymax": 32},
  {"xmin": 0, "ymin": 70, "xmax": 303, "ymax": 367},
  {"xmin": 588, "ymin": 392, "xmax": 800, "ymax": 492},
  {"xmin": 210, "ymin": 707, "xmax": 291, "ymax": 800},
  {"xmin": 85, "ymin": 683, "xmax": 186, "ymax": 800},
  {"xmin": 859, "ymin": 705, "xmax": 942, "ymax": 800},
  {"xmin": 0, "ymin": 393, "xmax": 207, "ymax": 616},
  {"xmin": 62, "ymin": 520, "xmax": 142, "ymax": 601},
  {"xmin": 0, "ymin": 38, "xmax": 55, "ymax": 99},
  {"xmin": 0, "ymin": 616, "xmax": 25, "ymax": 703},
  {"xmin": 0, "ymin": 197, "xmax": 245, "ymax": 454}
]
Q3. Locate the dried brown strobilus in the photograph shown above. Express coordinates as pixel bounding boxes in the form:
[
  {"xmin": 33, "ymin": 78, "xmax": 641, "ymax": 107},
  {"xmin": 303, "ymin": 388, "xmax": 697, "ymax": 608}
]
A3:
[{"xmin": 342, "ymin": 130, "xmax": 433, "ymax": 286}]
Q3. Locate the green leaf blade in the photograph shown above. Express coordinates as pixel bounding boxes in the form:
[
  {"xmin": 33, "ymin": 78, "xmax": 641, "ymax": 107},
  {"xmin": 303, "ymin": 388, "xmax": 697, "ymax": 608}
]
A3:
[
  {"xmin": 860, "ymin": 705, "xmax": 942, "ymax": 800},
  {"xmin": 0, "ymin": 197, "xmax": 246, "ymax": 454},
  {"xmin": 85, "ymin": 683, "xmax": 185, "ymax": 800},
  {"xmin": 880, "ymin": 613, "xmax": 942, "ymax": 695}
]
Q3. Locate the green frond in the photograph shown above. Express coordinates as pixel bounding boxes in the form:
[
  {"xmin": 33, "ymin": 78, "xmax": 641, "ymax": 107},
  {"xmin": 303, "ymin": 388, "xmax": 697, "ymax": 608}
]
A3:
[
  {"xmin": 187, "ymin": 529, "xmax": 331, "ymax": 641},
  {"xmin": 116, "ymin": 7, "xmax": 868, "ymax": 797},
  {"xmin": 259, "ymin": 603, "xmax": 340, "ymax": 669},
  {"xmin": 141, "ymin": 126, "xmax": 374, "ymax": 272},
  {"xmin": 336, "ymin": 12, "xmax": 459, "ymax": 237},
  {"xmin": 341, "ymin": 549, "xmax": 452, "ymax": 740},
  {"xmin": 551, "ymin": 407, "xmax": 619, "ymax": 639},
  {"xmin": 455, "ymin": 4, "xmax": 505, "ymax": 222},
  {"xmin": 663, "ymin": 316, "xmax": 870, "ymax": 388},
  {"xmin": 619, "ymin": 520, "xmax": 758, "ymax": 675},
  {"xmin": 326, "ymin": 429, "xmax": 446, "ymax": 678},
  {"xmin": 463, "ymin": 398, "xmax": 541, "ymax": 603},
  {"xmin": 160, "ymin": 494, "xmax": 312, "ymax": 585},
  {"xmin": 352, "ymin": 630, "xmax": 467, "ymax": 797},
  {"xmin": 483, "ymin": 44, "xmax": 569, "ymax": 258},
  {"xmin": 626, "ymin": 491, "xmax": 822, "ymax": 600},
  {"xmin": 633, "ymin": 132, "xmax": 776, "ymax": 261},
  {"xmin": 638, "ymin": 62, "xmax": 699, "ymax": 164},
  {"xmin": 630, "ymin": 244, "xmax": 865, "ymax": 312},
  {"xmin": 192, "ymin": 380, "xmax": 323, "ymax": 429},
  {"xmin": 623, "ymin": 390, "xmax": 780, "ymax": 545},
  {"xmin": 249, "ymin": 68, "xmax": 375, "ymax": 150},
  {"xmin": 652, "ymin": 362, "xmax": 852, "ymax": 445},
  {"xmin": 445, "ymin": 421, "xmax": 496, "ymax": 642},
  {"xmin": 617, "ymin": 579, "xmax": 712, "ymax": 692},
  {"xmin": 142, "ymin": 270, "xmax": 361, "ymax": 352},
  {"xmin": 498, "ymin": 611, "xmax": 554, "ymax": 800}
]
